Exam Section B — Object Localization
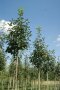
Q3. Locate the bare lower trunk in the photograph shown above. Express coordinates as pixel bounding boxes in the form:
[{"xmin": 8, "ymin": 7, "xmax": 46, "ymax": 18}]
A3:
[
  {"xmin": 31, "ymin": 80, "xmax": 34, "ymax": 90},
  {"xmin": 2, "ymin": 80, "xmax": 4, "ymax": 90},
  {"xmin": 54, "ymin": 76, "xmax": 56, "ymax": 90},
  {"xmin": 12, "ymin": 77, "xmax": 15, "ymax": 90},
  {"xmin": 8, "ymin": 84, "xmax": 9, "ymax": 90},
  {"xmin": 31, "ymin": 80, "xmax": 33, "ymax": 90},
  {"xmin": 38, "ymin": 69, "xmax": 40, "ymax": 90},
  {"xmin": 47, "ymin": 72, "xmax": 48, "ymax": 81},
  {"xmin": 25, "ymin": 78, "xmax": 27, "ymax": 90},
  {"xmin": 10, "ymin": 77, "xmax": 12, "ymax": 88},
  {"xmin": 18, "ymin": 80, "xmax": 19, "ymax": 90},
  {"xmin": 15, "ymin": 56, "xmax": 18, "ymax": 90},
  {"xmin": 47, "ymin": 72, "xmax": 49, "ymax": 90}
]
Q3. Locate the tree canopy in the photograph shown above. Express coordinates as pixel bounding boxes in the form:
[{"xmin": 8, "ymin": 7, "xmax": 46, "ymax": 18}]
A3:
[{"xmin": 6, "ymin": 9, "xmax": 31, "ymax": 57}]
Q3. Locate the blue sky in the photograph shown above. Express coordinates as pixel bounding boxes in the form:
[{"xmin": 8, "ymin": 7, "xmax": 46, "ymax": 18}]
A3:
[{"xmin": 0, "ymin": 0, "xmax": 60, "ymax": 60}]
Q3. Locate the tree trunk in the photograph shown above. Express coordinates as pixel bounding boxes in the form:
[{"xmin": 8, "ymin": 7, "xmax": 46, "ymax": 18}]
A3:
[
  {"xmin": 38, "ymin": 69, "xmax": 40, "ymax": 90},
  {"xmin": 31, "ymin": 80, "xmax": 34, "ymax": 90},
  {"xmin": 31, "ymin": 80, "xmax": 33, "ymax": 90},
  {"xmin": 54, "ymin": 76, "xmax": 56, "ymax": 90},
  {"xmin": 2, "ymin": 80, "xmax": 4, "ymax": 90},
  {"xmin": 47, "ymin": 72, "xmax": 49, "ymax": 90},
  {"xmin": 15, "ymin": 56, "xmax": 18, "ymax": 90},
  {"xmin": 25, "ymin": 78, "xmax": 27, "ymax": 90},
  {"xmin": 18, "ymin": 80, "xmax": 19, "ymax": 90},
  {"xmin": 8, "ymin": 77, "xmax": 11, "ymax": 90},
  {"xmin": 35, "ymin": 79, "xmax": 37, "ymax": 90},
  {"xmin": 47, "ymin": 72, "xmax": 48, "ymax": 81},
  {"xmin": 8, "ymin": 84, "xmax": 9, "ymax": 90},
  {"xmin": 12, "ymin": 77, "xmax": 15, "ymax": 90}
]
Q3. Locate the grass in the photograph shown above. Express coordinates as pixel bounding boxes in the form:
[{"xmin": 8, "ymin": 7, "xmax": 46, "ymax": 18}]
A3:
[{"xmin": 0, "ymin": 80, "xmax": 60, "ymax": 90}]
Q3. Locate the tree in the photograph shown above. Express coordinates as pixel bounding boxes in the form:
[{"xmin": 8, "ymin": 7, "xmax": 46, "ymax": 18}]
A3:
[
  {"xmin": 0, "ymin": 30, "xmax": 6, "ymax": 48},
  {"xmin": 0, "ymin": 49, "xmax": 6, "ymax": 71},
  {"xmin": 55, "ymin": 61, "xmax": 60, "ymax": 80},
  {"xmin": 42, "ymin": 50, "xmax": 55, "ymax": 81},
  {"xmin": 0, "ymin": 32, "xmax": 6, "ymax": 90},
  {"xmin": 0, "ymin": 31, "xmax": 6, "ymax": 71},
  {"xmin": 6, "ymin": 8, "xmax": 31, "ymax": 90},
  {"xmin": 30, "ymin": 27, "xmax": 47, "ymax": 90},
  {"xmin": 23, "ymin": 55, "xmax": 30, "ymax": 89}
]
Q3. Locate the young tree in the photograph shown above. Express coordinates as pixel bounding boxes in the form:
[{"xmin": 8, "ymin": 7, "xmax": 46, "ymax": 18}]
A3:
[
  {"xmin": 0, "ymin": 31, "xmax": 6, "ymax": 71},
  {"xmin": 43, "ymin": 50, "xmax": 55, "ymax": 81},
  {"xmin": 0, "ymin": 31, "xmax": 6, "ymax": 90},
  {"xmin": 55, "ymin": 61, "xmax": 60, "ymax": 80},
  {"xmin": 30, "ymin": 27, "xmax": 47, "ymax": 90},
  {"xmin": 6, "ymin": 8, "xmax": 31, "ymax": 90},
  {"xmin": 23, "ymin": 55, "xmax": 30, "ymax": 89},
  {"xmin": 0, "ymin": 49, "xmax": 6, "ymax": 71}
]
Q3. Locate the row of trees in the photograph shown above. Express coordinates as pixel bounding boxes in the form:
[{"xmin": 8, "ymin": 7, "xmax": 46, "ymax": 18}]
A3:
[{"xmin": 0, "ymin": 8, "xmax": 60, "ymax": 90}]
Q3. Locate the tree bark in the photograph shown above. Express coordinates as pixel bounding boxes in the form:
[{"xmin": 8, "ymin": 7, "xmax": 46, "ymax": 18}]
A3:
[
  {"xmin": 38, "ymin": 69, "xmax": 40, "ymax": 90},
  {"xmin": 12, "ymin": 77, "xmax": 15, "ymax": 90},
  {"xmin": 47, "ymin": 72, "xmax": 49, "ymax": 90},
  {"xmin": 47, "ymin": 72, "xmax": 48, "ymax": 81},
  {"xmin": 15, "ymin": 56, "xmax": 18, "ymax": 90},
  {"xmin": 2, "ymin": 80, "xmax": 4, "ymax": 90}
]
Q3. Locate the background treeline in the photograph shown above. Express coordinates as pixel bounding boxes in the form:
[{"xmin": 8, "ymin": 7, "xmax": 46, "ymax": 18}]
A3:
[{"xmin": 0, "ymin": 9, "xmax": 60, "ymax": 90}]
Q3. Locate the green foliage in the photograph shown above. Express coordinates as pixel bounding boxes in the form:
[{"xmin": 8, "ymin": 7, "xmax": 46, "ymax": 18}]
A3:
[
  {"xmin": 0, "ymin": 32, "xmax": 6, "ymax": 71},
  {"xmin": 6, "ymin": 8, "xmax": 31, "ymax": 57},
  {"xmin": 0, "ymin": 8, "xmax": 60, "ymax": 90},
  {"xmin": 23, "ymin": 56, "xmax": 29, "ymax": 78},
  {"xmin": 55, "ymin": 61, "xmax": 60, "ymax": 80},
  {"xmin": 0, "ymin": 31, "xmax": 5, "ymax": 48},
  {"xmin": 0, "ymin": 49, "xmax": 6, "ymax": 71},
  {"xmin": 30, "ymin": 27, "xmax": 47, "ymax": 69},
  {"xmin": 18, "ymin": 8, "xmax": 24, "ymax": 16},
  {"xmin": 43, "ymin": 50, "xmax": 55, "ymax": 73},
  {"xmin": 29, "ymin": 66, "xmax": 38, "ymax": 80},
  {"xmin": 9, "ymin": 56, "xmax": 23, "ymax": 78}
]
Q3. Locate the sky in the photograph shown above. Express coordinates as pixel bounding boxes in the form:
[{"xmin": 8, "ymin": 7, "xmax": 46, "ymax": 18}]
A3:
[{"xmin": 0, "ymin": 0, "xmax": 60, "ymax": 61}]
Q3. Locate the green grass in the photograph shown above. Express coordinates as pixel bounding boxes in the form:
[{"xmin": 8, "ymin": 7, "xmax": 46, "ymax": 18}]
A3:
[{"xmin": 0, "ymin": 80, "xmax": 60, "ymax": 90}]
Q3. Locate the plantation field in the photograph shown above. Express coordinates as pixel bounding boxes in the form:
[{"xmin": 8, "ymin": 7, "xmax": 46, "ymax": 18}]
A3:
[
  {"xmin": 38, "ymin": 81, "xmax": 60, "ymax": 85},
  {"xmin": 0, "ymin": 80, "xmax": 60, "ymax": 90}
]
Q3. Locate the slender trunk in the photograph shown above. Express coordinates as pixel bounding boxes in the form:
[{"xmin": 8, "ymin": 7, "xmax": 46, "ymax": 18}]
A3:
[
  {"xmin": 35, "ymin": 79, "xmax": 38, "ymax": 90},
  {"xmin": 47, "ymin": 72, "xmax": 49, "ymax": 90},
  {"xmin": 31, "ymin": 80, "xmax": 33, "ymax": 90},
  {"xmin": 23, "ymin": 82, "xmax": 25, "ymax": 90},
  {"xmin": 33, "ymin": 80, "xmax": 34, "ymax": 89},
  {"xmin": 47, "ymin": 72, "xmax": 48, "ymax": 81},
  {"xmin": 8, "ymin": 77, "xmax": 11, "ymax": 90},
  {"xmin": 34, "ymin": 79, "xmax": 37, "ymax": 90},
  {"xmin": 24, "ymin": 56, "xmax": 28, "ymax": 90},
  {"xmin": 8, "ymin": 84, "xmax": 9, "ymax": 90},
  {"xmin": 18, "ymin": 80, "xmax": 19, "ymax": 90},
  {"xmin": 54, "ymin": 76, "xmax": 56, "ymax": 90},
  {"xmin": 12, "ymin": 77, "xmax": 15, "ymax": 90},
  {"xmin": 15, "ymin": 56, "xmax": 18, "ymax": 90},
  {"xmin": 38, "ymin": 69, "xmax": 40, "ymax": 90},
  {"xmin": 25, "ymin": 78, "xmax": 27, "ymax": 90},
  {"xmin": 2, "ymin": 80, "xmax": 4, "ymax": 90}
]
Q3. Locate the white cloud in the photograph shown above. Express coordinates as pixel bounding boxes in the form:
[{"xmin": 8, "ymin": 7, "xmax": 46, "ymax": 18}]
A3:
[
  {"xmin": 54, "ymin": 34, "xmax": 60, "ymax": 47},
  {"xmin": 58, "ymin": 35, "xmax": 60, "ymax": 37},
  {"xmin": 57, "ymin": 35, "xmax": 60, "ymax": 42},
  {"xmin": 0, "ymin": 20, "xmax": 16, "ymax": 34},
  {"xmin": 56, "ymin": 44, "xmax": 60, "ymax": 47},
  {"xmin": 0, "ymin": 20, "xmax": 12, "ymax": 34}
]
